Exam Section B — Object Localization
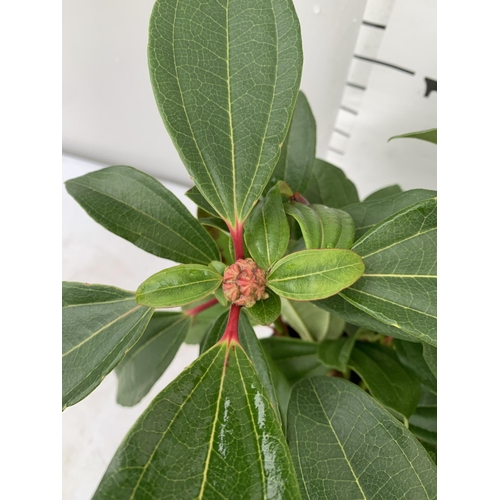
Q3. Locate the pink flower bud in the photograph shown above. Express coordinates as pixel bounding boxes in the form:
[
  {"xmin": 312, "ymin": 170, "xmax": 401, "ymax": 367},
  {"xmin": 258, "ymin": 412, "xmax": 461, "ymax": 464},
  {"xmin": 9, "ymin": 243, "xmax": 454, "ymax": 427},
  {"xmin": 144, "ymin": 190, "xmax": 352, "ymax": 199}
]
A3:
[{"xmin": 222, "ymin": 258, "xmax": 268, "ymax": 307}]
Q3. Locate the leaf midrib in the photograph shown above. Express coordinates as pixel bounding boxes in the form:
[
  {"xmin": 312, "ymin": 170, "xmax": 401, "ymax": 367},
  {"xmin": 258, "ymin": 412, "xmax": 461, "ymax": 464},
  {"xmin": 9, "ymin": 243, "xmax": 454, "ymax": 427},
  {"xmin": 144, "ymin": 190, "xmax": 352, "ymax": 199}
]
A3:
[{"xmin": 269, "ymin": 261, "xmax": 362, "ymax": 283}]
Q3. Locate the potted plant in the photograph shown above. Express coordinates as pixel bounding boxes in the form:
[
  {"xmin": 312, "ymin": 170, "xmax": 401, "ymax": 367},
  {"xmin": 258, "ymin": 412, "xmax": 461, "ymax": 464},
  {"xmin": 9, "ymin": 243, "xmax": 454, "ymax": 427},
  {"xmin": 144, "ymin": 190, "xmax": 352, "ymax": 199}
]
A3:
[{"xmin": 62, "ymin": 0, "xmax": 437, "ymax": 497}]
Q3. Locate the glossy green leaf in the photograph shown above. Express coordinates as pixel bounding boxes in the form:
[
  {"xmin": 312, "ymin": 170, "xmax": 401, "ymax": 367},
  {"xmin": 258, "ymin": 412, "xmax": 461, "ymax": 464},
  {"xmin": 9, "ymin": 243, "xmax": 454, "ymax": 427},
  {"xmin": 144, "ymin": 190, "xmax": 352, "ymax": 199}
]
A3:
[
  {"xmin": 185, "ymin": 186, "xmax": 219, "ymax": 218},
  {"xmin": 62, "ymin": 282, "xmax": 153, "ymax": 410},
  {"xmin": 364, "ymin": 184, "xmax": 403, "ymax": 201},
  {"xmin": 136, "ymin": 265, "xmax": 222, "ymax": 308},
  {"xmin": 349, "ymin": 342, "xmax": 421, "ymax": 418},
  {"xmin": 244, "ymin": 184, "xmax": 289, "ymax": 269},
  {"xmin": 267, "ymin": 249, "xmax": 365, "ymax": 301},
  {"xmin": 287, "ymin": 377, "xmax": 437, "ymax": 500},
  {"xmin": 389, "ymin": 128, "xmax": 437, "ymax": 144},
  {"xmin": 344, "ymin": 188, "xmax": 436, "ymax": 238},
  {"xmin": 409, "ymin": 387, "xmax": 437, "ymax": 446},
  {"xmin": 260, "ymin": 337, "xmax": 328, "ymax": 383},
  {"xmin": 270, "ymin": 91, "xmax": 316, "ymax": 192},
  {"xmin": 422, "ymin": 344, "xmax": 437, "ymax": 378},
  {"xmin": 321, "ymin": 198, "xmax": 437, "ymax": 346},
  {"xmin": 280, "ymin": 298, "xmax": 344, "ymax": 342},
  {"xmin": 304, "ymin": 159, "xmax": 359, "ymax": 208},
  {"xmin": 394, "ymin": 339, "xmax": 437, "ymax": 394},
  {"xmin": 318, "ymin": 334, "xmax": 357, "ymax": 372},
  {"xmin": 115, "ymin": 312, "xmax": 191, "ymax": 406},
  {"xmin": 245, "ymin": 288, "xmax": 281, "ymax": 325},
  {"xmin": 93, "ymin": 341, "xmax": 301, "ymax": 499},
  {"xmin": 65, "ymin": 166, "xmax": 219, "ymax": 265},
  {"xmin": 149, "ymin": 0, "xmax": 303, "ymax": 228}
]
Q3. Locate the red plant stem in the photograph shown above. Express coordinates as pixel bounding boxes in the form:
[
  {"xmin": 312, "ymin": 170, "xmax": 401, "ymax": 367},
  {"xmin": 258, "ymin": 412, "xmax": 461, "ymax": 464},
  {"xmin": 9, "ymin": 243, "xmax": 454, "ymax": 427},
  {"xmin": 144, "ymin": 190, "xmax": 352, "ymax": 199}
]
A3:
[
  {"xmin": 184, "ymin": 297, "xmax": 219, "ymax": 317},
  {"xmin": 229, "ymin": 222, "xmax": 245, "ymax": 260},
  {"xmin": 220, "ymin": 304, "xmax": 241, "ymax": 343},
  {"xmin": 290, "ymin": 191, "xmax": 310, "ymax": 205}
]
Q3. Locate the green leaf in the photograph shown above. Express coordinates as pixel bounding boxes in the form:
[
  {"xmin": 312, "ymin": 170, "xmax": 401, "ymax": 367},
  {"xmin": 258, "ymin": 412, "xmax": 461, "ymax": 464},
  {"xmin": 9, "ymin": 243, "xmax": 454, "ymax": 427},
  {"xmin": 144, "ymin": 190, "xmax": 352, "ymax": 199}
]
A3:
[
  {"xmin": 136, "ymin": 265, "xmax": 222, "ymax": 308},
  {"xmin": 244, "ymin": 184, "xmax": 289, "ymax": 269},
  {"xmin": 364, "ymin": 184, "xmax": 403, "ymax": 201},
  {"xmin": 389, "ymin": 128, "xmax": 437, "ymax": 144},
  {"xmin": 349, "ymin": 342, "xmax": 421, "ymax": 418},
  {"xmin": 245, "ymin": 288, "xmax": 281, "ymax": 325},
  {"xmin": 65, "ymin": 166, "xmax": 219, "ymax": 265},
  {"xmin": 320, "ymin": 198, "xmax": 437, "ymax": 346},
  {"xmin": 270, "ymin": 91, "xmax": 316, "ymax": 192},
  {"xmin": 394, "ymin": 339, "xmax": 437, "ymax": 394},
  {"xmin": 318, "ymin": 334, "xmax": 357, "ymax": 372},
  {"xmin": 185, "ymin": 186, "xmax": 219, "ymax": 218},
  {"xmin": 267, "ymin": 249, "xmax": 365, "ymax": 301},
  {"xmin": 62, "ymin": 282, "xmax": 153, "ymax": 410},
  {"xmin": 409, "ymin": 386, "xmax": 437, "ymax": 446},
  {"xmin": 93, "ymin": 342, "xmax": 301, "ymax": 499},
  {"xmin": 422, "ymin": 344, "xmax": 437, "ymax": 378},
  {"xmin": 199, "ymin": 217, "xmax": 229, "ymax": 233},
  {"xmin": 304, "ymin": 159, "xmax": 359, "ymax": 208},
  {"xmin": 149, "ymin": 0, "xmax": 303, "ymax": 228},
  {"xmin": 280, "ymin": 298, "xmax": 344, "ymax": 342},
  {"xmin": 115, "ymin": 312, "xmax": 191, "ymax": 406},
  {"xmin": 263, "ymin": 349, "xmax": 292, "ymax": 427},
  {"xmin": 199, "ymin": 310, "xmax": 229, "ymax": 355},
  {"xmin": 287, "ymin": 377, "xmax": 437, "ymax": 500},
  {"xmin": 184, "ymin": 301, "xmax": 228, "ymax": 344},
  {"xmin": 344, "ymin": 188, "xmax": 436, "ymax": 238},
  {"xmin": 260, "ymin": 337, "xmax": 329, "ymax": 383}
]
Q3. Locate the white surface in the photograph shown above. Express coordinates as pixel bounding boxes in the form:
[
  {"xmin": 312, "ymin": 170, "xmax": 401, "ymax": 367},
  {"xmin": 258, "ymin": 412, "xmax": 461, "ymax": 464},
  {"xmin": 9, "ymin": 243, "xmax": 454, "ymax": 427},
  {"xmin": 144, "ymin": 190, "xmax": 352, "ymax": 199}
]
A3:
[
  {"xmin": 62, "ymin": 154, "xmax": 271, "ymax": 499},
  {"xmin": 62, "ymin": 0, "xmax": 367, "ymax": 183}
]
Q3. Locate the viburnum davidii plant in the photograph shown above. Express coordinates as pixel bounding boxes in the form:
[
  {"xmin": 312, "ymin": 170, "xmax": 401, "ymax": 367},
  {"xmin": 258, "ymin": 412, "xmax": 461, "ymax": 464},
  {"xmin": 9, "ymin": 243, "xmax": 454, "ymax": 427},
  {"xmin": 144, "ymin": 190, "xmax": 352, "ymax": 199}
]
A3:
[{"xmin": 62, "ymin": 0, "xmax": 437, "ymax": 498}]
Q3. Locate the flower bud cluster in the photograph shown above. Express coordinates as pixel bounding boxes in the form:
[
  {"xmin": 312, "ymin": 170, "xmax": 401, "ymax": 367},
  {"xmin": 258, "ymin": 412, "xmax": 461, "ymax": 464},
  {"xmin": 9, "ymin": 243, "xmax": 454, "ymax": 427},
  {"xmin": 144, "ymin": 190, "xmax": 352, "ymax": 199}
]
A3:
[{"xmin": 222, "ymin": 258, "xmax": 268, "ymax": 307}]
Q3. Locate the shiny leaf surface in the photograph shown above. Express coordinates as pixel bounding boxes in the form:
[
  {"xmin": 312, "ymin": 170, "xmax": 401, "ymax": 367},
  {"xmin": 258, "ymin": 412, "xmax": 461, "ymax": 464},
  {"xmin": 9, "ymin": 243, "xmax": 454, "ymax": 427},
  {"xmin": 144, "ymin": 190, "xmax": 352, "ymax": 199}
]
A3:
[
  {"xmin": 245, "ymin": 289, "xmax": 282, "ymax": 325},
  {"xmin": 245, "ymin": 184, "xmax": 290, "ymax": 270},
  {"xmin": 304, "ymin": 159, "xmax": 359, "ymax": 208},
  {"xmin": 93, "ymin": 341, "xmax": 301, "ymax": 499},
  {"xmin": 267, "ymin": 249, "xmax": 365, "ymax": 301},
  {"xmin": 136, "ymin": 265, "xmax": 222, "ymax": 308},
  {"xmin": 65, "ymin": 166, "xmax": 220, "ymax": 265},
  {"xmin": 287, "ymin": 377, "xmax": 437, "ymax": 499},
  {"xmin": 149, "ymin": 0, "xmax": 302, "ymax": 227},
  {"xmin": 62, "ymin": 282, "xmax": 153, "ymax": 410},
  {"xmin": 115, "ymin": 312, "xmax": 191, "ymax": 406}
]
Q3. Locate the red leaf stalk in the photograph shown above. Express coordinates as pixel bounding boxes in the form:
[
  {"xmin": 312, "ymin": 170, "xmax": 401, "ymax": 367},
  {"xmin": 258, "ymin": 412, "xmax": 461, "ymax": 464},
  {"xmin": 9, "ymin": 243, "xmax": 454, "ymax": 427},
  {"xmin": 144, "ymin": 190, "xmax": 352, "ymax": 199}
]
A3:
[
  {"xmin": 229, "ymin": 222, "xmax": 245, "ymax": 260},
  {"xmin": 220, "ymin": 304, "xmax": 241, "ymax": 343},
  {"xmin": 184, "ymin": 297, "xmax": 219, "ymax": 317}
]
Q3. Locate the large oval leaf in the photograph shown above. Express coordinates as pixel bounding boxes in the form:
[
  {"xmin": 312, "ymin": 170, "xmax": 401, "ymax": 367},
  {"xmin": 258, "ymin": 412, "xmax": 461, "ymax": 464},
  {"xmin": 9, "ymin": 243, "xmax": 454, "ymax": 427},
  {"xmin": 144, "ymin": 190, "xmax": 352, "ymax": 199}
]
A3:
[
  {"xmin": 319, "ymin": 198, "xmax": 437, "ymax": 346},
  {"xmin": 149, "ymin": 0, "xmax": 303, "ymax": 228},
  {"xmin": 115, "ymin": 312, "xmax": 192, "ymax": 407},
  {"xmin": 136, "ymin": 265, "xmax": 222, "ymax": 308},
  {"xmin": 364, "ymin": 184, "xmax": 402, "ymax": 201},
  {"xmin": 62, "ymin": 282, "xmax": 153, "ymax": 410},
  {"xmin": 93, "ymin": 341, "xmax": 301, "ymax": 499},
  {"xmin": 244, "ymin": 184, "xmax": 289, "ymax": 270},
  {"xmin": 65, "ymin": 166, "xmax": 220, "ymax": 265},
  {"xmin": 267, "ymin": 249, "xmax": 365, "ymax": 300},
  {"xmin": 287, "ymin": 377, "xmax": 437, "ymax": 499}
]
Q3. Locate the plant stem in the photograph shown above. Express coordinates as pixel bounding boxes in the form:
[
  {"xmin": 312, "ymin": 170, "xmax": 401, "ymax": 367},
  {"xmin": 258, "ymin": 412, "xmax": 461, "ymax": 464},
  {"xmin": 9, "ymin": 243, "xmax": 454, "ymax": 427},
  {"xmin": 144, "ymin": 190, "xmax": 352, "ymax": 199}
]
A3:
[
  {"xmin": 220, "ymin": 304, "xmax": 241, "ymax": 343},
  {"xmin": 184, "ymin": 297, "xmax": 219, "ymax": 317},
  {"xmin": 229, "ymin": 222, "xmax": 245, "ymax": 260}
]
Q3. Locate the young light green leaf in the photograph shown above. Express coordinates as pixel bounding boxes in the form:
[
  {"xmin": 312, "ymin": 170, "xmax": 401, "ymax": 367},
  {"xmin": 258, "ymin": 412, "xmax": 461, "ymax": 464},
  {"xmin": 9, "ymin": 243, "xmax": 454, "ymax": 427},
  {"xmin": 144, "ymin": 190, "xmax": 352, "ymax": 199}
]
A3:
[
  {"xmin": 65, "ymin": 166, "xmax": 220, "ymax": 265},
  {"xmin": 321, "ymin": 198, "xmax": 437, "ymax": 346},
  {"xmin": 244, "ymin": 184, "xmax": 289, "ymax": 269},
  {"xmin": 394, "ymin": 339, "xmax": 437, "ymax": 394},
  {"xmin": 344, "ymin": 188, "xmax": 436, "ymax": 238},
  {"xmin": 280, "ymin": 298, "xmax": 343, "ymax": 342},
  {"xmin": 349, "ymin": 342, "xmax": 421, "ymax": 418},
  {"xmin": 115, "ymin": 312, "xmax": 191, "ymax": 407},
  {"xmin": 149, "ymin": 0, "xmax": 303, "ymax": 228},
  {"xmin": 245, "ymin": 288, "xmax": 281, "ymax": 325},
  {"xmin": 260, "ymin": 337, "xmax": 329, "ymax": 383},
  {"xmin": 93, "ymin": 342, "xmax": 301, "ymax": 499},
  {"xmin": 267, "ymin": 249, "xmax": 365, "ymax": 301},
  {"xmin": 287, "ymin": 377, "xmax": 437, "ymax": 500},
  {"xmin": 270, "ymin": 91, "xmax": 316, "ymax": 192},
  {"xmin": 62, "ymin": 282, "xmax": 153, "ymax": 410},
  {"xmin": 185, "ymin": 186, "xmax": 219, "ymax": 218},
  {"xmin": 136, "ymin": 265, "xmax": 222, "ymax": 308},
  {"xmin": 389, "ymin": 127, "xmax": 437, "ymax": 144},
  {"xmin": 304, "ymin": 159, "xmax": 359, "ymax": 208},
  {"xmin": 364, "ymin": 184, "xmax": 403, "ymax": 201}
]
